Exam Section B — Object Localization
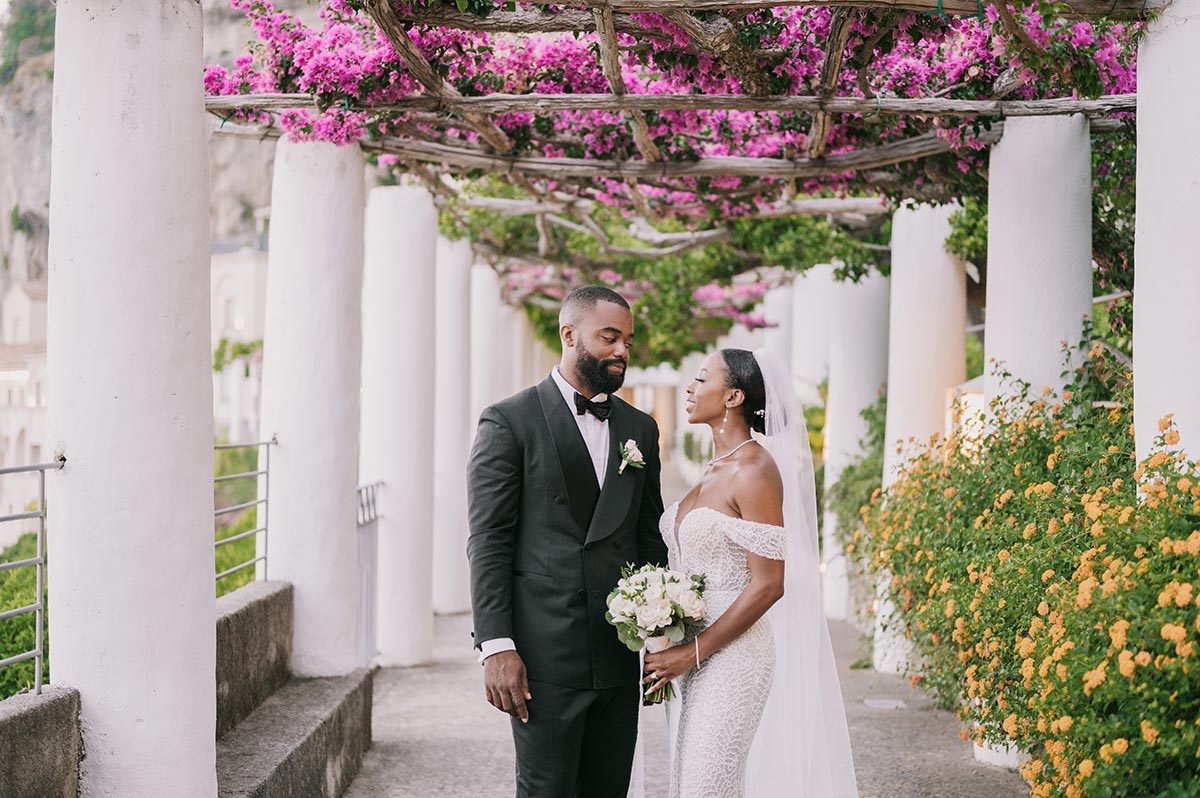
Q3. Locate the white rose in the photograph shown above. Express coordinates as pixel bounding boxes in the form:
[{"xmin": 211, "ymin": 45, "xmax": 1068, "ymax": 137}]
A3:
[
  {"xmin": 608, "ymin": 595, "xmax": 637, "ymax": 622},
  {"xmin": 679, "ymin": 590, "xmax": 705, "ymax": 620},
  {"xmin": 635, "ymin": 601, "xmax": 671, "ymax": 631},
  {"xmin": 623, "ymin": 439, "xmax": 644, "ymax": 464}
]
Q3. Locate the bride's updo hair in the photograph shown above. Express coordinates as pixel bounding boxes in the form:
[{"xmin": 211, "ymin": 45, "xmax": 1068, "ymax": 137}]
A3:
[{"xmin": 719, "ymin": 349, "xmax": 767, "ymax": 434}]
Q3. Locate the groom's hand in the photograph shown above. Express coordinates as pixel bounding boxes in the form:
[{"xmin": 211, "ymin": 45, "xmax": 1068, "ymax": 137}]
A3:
[{"xmin": 483, "ymin": 650, "xmax": 531, "ymax": 723}]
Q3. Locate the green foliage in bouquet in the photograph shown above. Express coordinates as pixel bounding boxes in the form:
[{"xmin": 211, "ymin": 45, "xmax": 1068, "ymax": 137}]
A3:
[{"xmin": 605, "ymin": 562, "xmax": 705, "ymax": 655}]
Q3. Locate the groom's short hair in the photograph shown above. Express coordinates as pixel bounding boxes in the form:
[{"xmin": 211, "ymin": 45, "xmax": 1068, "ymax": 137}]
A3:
[{"xmin": 559, "ymin": 285, "xmax": 631, "ymax": 327}]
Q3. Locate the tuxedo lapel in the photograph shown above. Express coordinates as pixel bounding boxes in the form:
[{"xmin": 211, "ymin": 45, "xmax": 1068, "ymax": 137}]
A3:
[
  {"xmin": 585, "ymin": 400, "xmax": 639, "ymax": 545},
  {"xmin": 536, "ymin": 377, "xmax": 600, "ymax": 531}
]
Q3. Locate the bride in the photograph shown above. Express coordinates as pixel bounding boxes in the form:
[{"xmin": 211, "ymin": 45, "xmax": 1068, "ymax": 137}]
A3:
[{"xmin": 643, "ymin": 348, "xmax": 858, "ymax": 798}]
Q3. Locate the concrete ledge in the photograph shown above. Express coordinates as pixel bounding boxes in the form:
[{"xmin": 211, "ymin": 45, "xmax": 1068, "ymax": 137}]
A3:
[
  {"xmin": 217, "ymin": 668, "xmax": 374, "ymax": 798},
  {"xmin": 0, "ymin": 686, "xmax": 81, "ymax": 798},
  {"xmin": 217, "ymin": 580, "xmax": 294, "ymax": 739}
]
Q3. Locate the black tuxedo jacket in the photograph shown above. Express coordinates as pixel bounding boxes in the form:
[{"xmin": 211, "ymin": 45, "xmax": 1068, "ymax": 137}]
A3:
[{"xmin": 467, "ymin": 375, "xmax": 669, "ymax": 690}]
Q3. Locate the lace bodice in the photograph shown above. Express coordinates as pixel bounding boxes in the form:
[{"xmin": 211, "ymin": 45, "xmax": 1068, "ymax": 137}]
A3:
[{"xmin": 662, "ymin": 502, "xmax": 786, "ymax": 600}]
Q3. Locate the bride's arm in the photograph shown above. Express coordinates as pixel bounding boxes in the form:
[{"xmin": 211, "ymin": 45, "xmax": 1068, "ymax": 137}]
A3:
[{"xmin": 643, "ymin": 458, "xmax": 785, "ymax": 692}]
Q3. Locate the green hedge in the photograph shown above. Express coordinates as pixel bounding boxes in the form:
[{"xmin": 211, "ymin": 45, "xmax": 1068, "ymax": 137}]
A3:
[{"xmin": 0, "ymin": 530, "xmax": 46, "ymax": 699}]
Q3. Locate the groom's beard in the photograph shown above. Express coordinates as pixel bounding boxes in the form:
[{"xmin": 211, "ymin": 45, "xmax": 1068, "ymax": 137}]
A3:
[{"xmin": 577, "ymin": 343, "xmax": 627, "ymax": 395}]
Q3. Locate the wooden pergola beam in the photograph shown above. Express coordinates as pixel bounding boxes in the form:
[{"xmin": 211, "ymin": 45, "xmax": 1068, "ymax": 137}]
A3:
[
  {"xmin": 403, "ymin": 6, "xmax": 664, "ymax": 37},
  {"xmin": 462, "ymin": 193, "xmax": 891, "ymax": 216},
  {"xmin": 592, "ymin": 6, "xmax": 662, "ymax": 161},
  {"xmin": 358, "ymin": 125, "xmax": 1002, "ymax": 178},
  {"xmin": 564, "ymin": 0, "xmax": 1155, "ymax": 20},
  {"xmin": 808, "ymin": 8, "xmax": 856, "ymax": 159},
  {"xmin": 360, "ymin": 0, "xmax": 513, "ymax": 153},
  {"xmin": 659, "ymin": 11, "xmax": 773, "ymax": 96},
  {"xmin": 396, "ymin": 0, "xmax": 1155, "ymax": 28},
  {"xmin": 206, "ymin": 92, "xmax": 1137, "ymax": 118}
]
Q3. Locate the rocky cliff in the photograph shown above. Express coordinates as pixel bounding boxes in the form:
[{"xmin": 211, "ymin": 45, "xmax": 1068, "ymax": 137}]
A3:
[{"xmin": 0, "ymin": 0, "xmax": 317, "ymax": 283}]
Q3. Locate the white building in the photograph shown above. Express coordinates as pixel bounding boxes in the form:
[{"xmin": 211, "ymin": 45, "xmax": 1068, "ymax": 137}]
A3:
[
  {"xmin": 0, "ymin": 245, "xmax": 268, "ymax": 551},
  {"xmin": 211, "ymin": 242, "xmax": 268, "ymax": 442},
  {"xmin": 0, "ymin": 281, "xmax": 48, "ymax": 546}
]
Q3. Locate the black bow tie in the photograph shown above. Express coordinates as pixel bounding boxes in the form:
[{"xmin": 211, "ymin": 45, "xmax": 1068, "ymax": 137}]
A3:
[{"xmin": 574, "ymin": 392, "xmax": 613, "ymax": 421}]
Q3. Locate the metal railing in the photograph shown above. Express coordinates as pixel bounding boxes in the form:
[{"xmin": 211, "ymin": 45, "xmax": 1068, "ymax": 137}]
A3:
[
  {"xmin": 0, "ymin": 458, "xmax": 66, "ymax": 695},
  {"xmin": 214, "ymin": 438, "xmax": 275, "ymax": 583},
  {"xmin": 356, "ymin": 482, "xmax": 383, "ymax": 667}
]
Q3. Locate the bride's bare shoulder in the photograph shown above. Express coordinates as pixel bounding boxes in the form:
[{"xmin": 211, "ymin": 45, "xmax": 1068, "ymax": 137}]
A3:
[{"xmin": 731, "ymin": 444, "xmax": 784, "ymax": 525}]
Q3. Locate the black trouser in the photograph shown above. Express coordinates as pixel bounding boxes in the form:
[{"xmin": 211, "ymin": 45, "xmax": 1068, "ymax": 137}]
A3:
[{"xmin": 510, "ymin": 679, "xmax": 640, "ymax": 798}]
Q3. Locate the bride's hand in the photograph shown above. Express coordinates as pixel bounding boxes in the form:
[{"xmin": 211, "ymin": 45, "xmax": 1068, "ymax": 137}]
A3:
[{"xmin": 643, "ymin": 643, "xmax": 697, "ymax": 695}]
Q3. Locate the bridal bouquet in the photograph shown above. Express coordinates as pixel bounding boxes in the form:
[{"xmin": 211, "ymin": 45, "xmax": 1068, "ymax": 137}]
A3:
[{"xmin": 605, "ymin": 563, "xmax": 706, "ymax": 704}]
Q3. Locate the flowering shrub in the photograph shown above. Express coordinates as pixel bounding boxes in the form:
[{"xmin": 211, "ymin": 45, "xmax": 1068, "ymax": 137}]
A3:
[
  {"xmin": 208, "ymin": 1, "xmax": 1140, "ymax": 231},
  {"xmin": 851, "ymin": 345, "xmax": 1200, "ymax": 796}
]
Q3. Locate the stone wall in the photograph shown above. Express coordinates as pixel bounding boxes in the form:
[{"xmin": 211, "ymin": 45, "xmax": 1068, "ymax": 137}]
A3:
[
  {"xmin": 0, "ymin": 686, "xmax": 81, "ymax": 798},
  {"xmin": 216, "ymin": 580, "xmax": 294, "ymax": 738}
]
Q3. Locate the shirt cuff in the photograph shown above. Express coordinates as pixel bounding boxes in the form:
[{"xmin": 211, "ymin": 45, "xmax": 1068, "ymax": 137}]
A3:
[{"xmin": 478, "ymin": 637, "xmax": 517, "ymax": 664}]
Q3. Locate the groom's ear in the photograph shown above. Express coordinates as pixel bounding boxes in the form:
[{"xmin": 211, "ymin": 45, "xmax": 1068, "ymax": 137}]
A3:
[{"xmin": 560, "ymin": 324, "xmax": 575, "ymax": 348}]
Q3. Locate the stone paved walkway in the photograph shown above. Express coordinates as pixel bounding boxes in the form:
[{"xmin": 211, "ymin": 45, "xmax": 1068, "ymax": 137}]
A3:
[{"xmin": 345, "ymin": 463, "xmax": 1030, "ymax": 797}]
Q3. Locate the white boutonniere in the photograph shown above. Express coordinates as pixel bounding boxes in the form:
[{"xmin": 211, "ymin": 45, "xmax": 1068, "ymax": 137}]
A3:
[{"xmin": 618, "ymin": 439, "xmax": 645, "ymax": 475}]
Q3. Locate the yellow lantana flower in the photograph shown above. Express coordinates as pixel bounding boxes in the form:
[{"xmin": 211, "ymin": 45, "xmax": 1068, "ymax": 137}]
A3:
[
  {"xmin": 1161, "ymin": 623, "xmax": 1187, "ymax": 643},
  {"xmin": 1110, "ymin": 620, "xmax": 1130, "ymax": 649}
]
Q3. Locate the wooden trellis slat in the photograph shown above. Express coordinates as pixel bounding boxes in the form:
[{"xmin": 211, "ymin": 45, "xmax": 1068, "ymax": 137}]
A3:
[
  {"xmin": 206, "ymin": 92, "xmax": 1136, "ymax": 117},
  {"xmin": 808, "ymin": 8, "xmax": 856, "ymax": 159},
  {"xmin": 592, "ymin": 6, "xmax": 663, "ymax": 162},
  {"xmin": 404, "ymin": 6, "xmax": 659, "ymax": 36},
  {"xmin": 360, "ymin": 0, "xmax": 514, "ymax": 152},
  {"xmin": 563, "ymin": 0, "xmax": 1154, "ymax": 20},
  {"xmin": 659, "ymin": 11, "xmax": 774, "ymax": 96},
  {"xmin": 364, "ymin": 125, "xmax": 1002, "ymax": 178},
  {"xmin": 462, "ymin": 194, "xmax": 890, "ymax": 216},
  {"xmin": 397, "ymin": 0, "xmax": 1155, "ymax": 29}
]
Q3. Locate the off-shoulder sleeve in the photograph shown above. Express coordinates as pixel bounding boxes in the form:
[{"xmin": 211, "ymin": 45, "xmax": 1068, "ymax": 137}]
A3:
[{"xmin": 724, "ymin": 517, "xmax": 787, "ymax": 560}]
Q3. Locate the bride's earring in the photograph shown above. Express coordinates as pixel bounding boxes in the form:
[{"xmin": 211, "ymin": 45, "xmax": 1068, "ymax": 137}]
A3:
[{"xmin": 719, "ymin": 407, "xmax": 729, "ymax": 436}]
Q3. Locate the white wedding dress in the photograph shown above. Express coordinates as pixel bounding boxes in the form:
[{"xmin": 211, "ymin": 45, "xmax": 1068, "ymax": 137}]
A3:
[
  {"xmin": 634, "ymin": 349, "xmax": 857, "ymax": 798},
  {"xmin": 661, "ymin": 500, "xmax": 786, "ymax": 798}
]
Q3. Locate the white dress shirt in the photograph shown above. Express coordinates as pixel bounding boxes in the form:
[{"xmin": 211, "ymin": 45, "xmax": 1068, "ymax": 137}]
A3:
[{"xmin": 479, "ymin": 368, "xmax": 611, "ymax": 663}]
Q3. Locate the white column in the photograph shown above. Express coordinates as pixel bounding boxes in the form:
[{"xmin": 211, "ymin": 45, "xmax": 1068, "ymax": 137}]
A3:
[
  {"xmin": 874, "ymin": 204, "xmax": 966, "ymax": 675},
  {"xmin": 653, "ymin": 385, "xmax": 677, "ymax": 458},
  {"xmin": 881, "ymin": 204, "xmax": 967, "ymax": 479},
  {"xmin": 718, "ymin": 322, "xmax": 762, "ymax": 352},
  {"xmin": 46, "ymin": 3, "xmax": 216, "ymax": 796},
  {"xmin": 1134, "ymin": 0, "xmax": 1200, "ymax": 461},
  {"xmin": 791, "ymin": 265, "xmax": 834, "ymax": 405},
  {"xmin": 985, "ymin": 115, "xmax": 1092, "ymax": 400},
  {"xmin": 821, "ymin": 273, "xmax": 889, "ymax": 621},
  {"xmin": 433, "ymin": 236, "xmax": 473, "ymax": 616},
  {"xmin": 512, "ymin": 307, "xmax": 536, "ymax": 389},
  {"xmin": 470, "ymin": 264, "xmax": 518, "ymax": 422},
  {"xmin": 260, "ymin": 139, "xmax": 364, "ymax": 676},
  {"xmin": 760, "ymin": 284, "xmax": 794, "ymax": 368},
  {"xmin": 674, "ymin": 351, "xmax": 707, "ymax": 479},
  {"xmin": 360, "ymin": 187, "xmax": 438, "ymax": 662}
]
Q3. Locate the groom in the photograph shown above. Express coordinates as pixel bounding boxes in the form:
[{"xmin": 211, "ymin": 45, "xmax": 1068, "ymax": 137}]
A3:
[{"xmin": 468, "ymin": 285, "xmax": 668, "ymax": 798}]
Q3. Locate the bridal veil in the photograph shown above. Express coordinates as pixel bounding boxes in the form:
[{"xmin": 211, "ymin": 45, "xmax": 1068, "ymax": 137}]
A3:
[{"xmin": 744, "ymin": 348, "xmax": 857, "ymax": 797}]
